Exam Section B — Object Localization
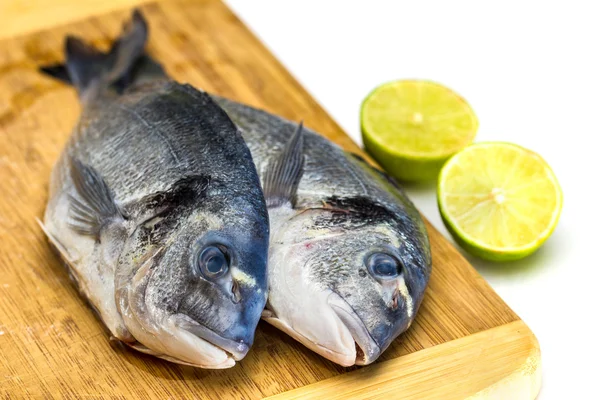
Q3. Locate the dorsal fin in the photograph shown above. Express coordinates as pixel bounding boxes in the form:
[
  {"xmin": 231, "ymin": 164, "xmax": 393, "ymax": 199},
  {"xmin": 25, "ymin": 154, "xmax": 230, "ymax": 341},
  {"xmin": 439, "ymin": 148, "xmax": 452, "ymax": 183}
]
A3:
[{"xmin": 263, "ymin": 122, "xmax": 305, "ymax": 208}]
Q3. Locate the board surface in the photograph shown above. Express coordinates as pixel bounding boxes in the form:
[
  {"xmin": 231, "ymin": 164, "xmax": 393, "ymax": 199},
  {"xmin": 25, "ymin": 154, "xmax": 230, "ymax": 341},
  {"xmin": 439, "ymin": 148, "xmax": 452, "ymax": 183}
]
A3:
[{"xmin": 0, "ymin": 1, "xmax": 541, "ymax": 398}]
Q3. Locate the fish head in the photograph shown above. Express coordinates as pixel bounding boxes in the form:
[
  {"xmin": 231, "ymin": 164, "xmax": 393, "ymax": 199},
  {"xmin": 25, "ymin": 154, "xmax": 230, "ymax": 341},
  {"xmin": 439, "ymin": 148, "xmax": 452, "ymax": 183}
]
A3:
[
  {"xmin": 266, "ymin": 198, "xmax": 430, "ymax": 366},
  {"xmin": 116, "ymin": 180, "xmax": 269, "ymax": 368}
]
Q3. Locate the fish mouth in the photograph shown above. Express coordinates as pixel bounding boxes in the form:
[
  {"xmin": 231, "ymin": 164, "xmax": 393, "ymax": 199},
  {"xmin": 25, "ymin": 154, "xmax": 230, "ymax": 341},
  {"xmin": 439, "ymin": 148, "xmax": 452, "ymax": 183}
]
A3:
[
  {"xmin": 327, "ymin": 291, "xmax": 381, "ymax": 366},
  {"xmin": 122, "ymin": 311, "xmax": 247, "ymax": 369},
  {"xmin": 173, "ymin": 314, "xmax": 250, "ymax": 361},
  {"xmin": 262, "ymin": 291, "xmax": 380, "ymax": 366}
]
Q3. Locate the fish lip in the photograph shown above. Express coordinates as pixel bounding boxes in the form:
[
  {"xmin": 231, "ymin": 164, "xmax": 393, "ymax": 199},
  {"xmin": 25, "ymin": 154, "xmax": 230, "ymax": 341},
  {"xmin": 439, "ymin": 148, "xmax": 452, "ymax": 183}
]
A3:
[
  {"xmin": 262, "ymin": 313, "xmax": 358, "ymax": 366},
  {"xmin": 173, "ymin": 314, "xmax": 250, "ymax": 361},
  {"xmin": 327, "ymin": 291, "xmax": 381, "ymax": 365},
  {"xmin": 125, "ymin": 337, "xmax": 236, "ymax": 369}
]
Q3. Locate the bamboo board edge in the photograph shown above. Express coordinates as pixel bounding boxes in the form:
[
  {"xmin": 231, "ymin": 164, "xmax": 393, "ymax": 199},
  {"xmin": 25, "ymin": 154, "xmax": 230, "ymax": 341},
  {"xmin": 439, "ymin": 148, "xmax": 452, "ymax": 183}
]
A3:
[{"xmin": 265, "ymin": 320, "xmax": 541, "ymax": 400}]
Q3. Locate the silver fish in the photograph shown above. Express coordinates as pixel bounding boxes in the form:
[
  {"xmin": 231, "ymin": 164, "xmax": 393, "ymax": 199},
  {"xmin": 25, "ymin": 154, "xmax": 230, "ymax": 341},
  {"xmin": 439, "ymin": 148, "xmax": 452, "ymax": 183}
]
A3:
[
  {"xmin": 40, "ymin": 11, "xmax": 269, "ymax": 368},
  {"xmin": 214, "ymin": 97, "xmax": 432, "ymax": 367}
]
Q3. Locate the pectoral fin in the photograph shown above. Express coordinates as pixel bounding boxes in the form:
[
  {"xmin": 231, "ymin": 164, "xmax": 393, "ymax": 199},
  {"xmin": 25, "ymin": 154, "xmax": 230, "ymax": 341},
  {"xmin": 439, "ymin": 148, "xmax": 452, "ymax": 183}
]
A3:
[{"xmin": 69, "ymin": 158, "xmax": 124, "ymax": 237}]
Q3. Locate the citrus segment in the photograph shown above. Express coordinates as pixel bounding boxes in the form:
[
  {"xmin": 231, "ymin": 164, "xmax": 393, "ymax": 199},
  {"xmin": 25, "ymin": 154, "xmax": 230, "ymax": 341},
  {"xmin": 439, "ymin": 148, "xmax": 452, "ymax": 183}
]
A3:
[
  {"xmin": 438, "ymin": 142, "xmax": 562, "ymax": 261},
  {"xmin": 361, "ymin": 80, "xmax": 478, "ymax": 181}
]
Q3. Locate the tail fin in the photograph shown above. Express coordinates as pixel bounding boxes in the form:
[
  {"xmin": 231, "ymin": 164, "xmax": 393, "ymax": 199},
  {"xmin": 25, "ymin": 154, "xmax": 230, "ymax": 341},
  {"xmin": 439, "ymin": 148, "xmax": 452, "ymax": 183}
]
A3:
[{"xmin": 40, "ymin": 9, "xmax": 148, "ymax": 98}]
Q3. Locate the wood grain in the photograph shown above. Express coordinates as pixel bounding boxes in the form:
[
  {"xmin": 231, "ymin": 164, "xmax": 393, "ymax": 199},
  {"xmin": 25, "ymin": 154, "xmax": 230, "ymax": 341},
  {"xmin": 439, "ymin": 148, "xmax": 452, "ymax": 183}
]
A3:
[
  {"xmin": 0, "ymin": 0, "xmax": 152, "ymax": 41},
  {"xmin": 0, "ymin": 0, "xmax": 540, "ymax": 398}
]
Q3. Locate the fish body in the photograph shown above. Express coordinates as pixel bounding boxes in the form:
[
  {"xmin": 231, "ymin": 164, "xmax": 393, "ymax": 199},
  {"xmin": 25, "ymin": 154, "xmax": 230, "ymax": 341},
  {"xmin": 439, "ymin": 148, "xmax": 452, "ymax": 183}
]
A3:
[
  {"xmin": 41, "ymin": 12, "xmax": 269, "ymax": 368},
  {"xmin": 214, "ymin": 96, "xmax": 432, "ymax": 366}
]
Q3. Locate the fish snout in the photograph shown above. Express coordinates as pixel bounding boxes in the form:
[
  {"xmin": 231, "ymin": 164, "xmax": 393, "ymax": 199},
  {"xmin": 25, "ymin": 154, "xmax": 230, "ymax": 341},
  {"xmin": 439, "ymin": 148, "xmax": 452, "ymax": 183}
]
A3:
[
  {"xmin": 173, "ymin": 314, "xmax": 250, "ymax": 362},
  {"xmin": 327, "ymin": 292, "xmax": 381, "ymax": 365}
]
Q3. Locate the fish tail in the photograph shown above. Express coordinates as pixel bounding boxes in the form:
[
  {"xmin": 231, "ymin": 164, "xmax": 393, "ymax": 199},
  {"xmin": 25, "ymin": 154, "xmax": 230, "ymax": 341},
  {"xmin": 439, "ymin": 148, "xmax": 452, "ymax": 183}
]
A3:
[{"xmin": 40, "ymin": 9, "xmax": 159, "ymax": 99}]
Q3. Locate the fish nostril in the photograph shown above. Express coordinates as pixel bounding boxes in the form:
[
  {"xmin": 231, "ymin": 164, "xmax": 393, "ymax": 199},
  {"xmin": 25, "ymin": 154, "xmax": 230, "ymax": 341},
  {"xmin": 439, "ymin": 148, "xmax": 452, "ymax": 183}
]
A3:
[
  {"xmin": 231, "ymin": 280, "xmax": 241, "ymax": 304},
  {"xmin": 391, "ymin": 288, "xmax": 399, "ymax": 310}
]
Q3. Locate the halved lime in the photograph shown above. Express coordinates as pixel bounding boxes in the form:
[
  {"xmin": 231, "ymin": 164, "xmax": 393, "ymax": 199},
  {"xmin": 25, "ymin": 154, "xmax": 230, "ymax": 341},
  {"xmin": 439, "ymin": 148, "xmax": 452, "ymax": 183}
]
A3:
[
  {"xmin": 361, "ymin": 80, "xmax": 478, "ymax": 181},
  {"xmin": 438, "ymin": 142, "xmax": 563, "ymax": 261}
]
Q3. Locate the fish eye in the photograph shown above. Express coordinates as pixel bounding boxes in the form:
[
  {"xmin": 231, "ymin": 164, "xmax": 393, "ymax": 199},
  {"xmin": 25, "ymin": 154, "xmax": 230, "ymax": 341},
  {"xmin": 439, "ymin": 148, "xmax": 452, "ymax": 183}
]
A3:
[
  {"xmin": 197, "ymin": 245, "xmax": 230, "ymax": 279},
  {"xmin": 366, "ymin": 253, "xmax": 401, "ymax": 280}
]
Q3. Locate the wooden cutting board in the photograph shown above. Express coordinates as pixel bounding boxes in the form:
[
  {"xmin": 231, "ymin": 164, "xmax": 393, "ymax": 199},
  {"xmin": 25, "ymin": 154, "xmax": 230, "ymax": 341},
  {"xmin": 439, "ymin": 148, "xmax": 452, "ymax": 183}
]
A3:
[{"xmin": 0, "ymin": 1, "xmax": 541, "ymax": 398}]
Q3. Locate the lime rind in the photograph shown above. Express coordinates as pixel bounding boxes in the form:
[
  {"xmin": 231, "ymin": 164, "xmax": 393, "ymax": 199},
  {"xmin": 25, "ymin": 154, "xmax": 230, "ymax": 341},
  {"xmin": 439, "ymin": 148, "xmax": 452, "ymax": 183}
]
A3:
[
  {"xmin": 360, "ymin": 80, "xmax": 478, "ymax": 160},
  {"xmin": 437, "ymin": 142, "xmax": 563, "ymax": 261},
  {"xmin": 361, "ymin": 80, "xmax": 478, "ymax": 182}
]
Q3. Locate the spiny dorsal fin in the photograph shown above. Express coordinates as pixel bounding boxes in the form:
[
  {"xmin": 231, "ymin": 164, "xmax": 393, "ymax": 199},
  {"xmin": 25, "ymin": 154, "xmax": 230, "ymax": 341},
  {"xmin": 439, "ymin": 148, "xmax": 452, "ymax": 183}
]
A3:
[
  {"xmin": 69, "ymin": 158, "xmax": 124, "ymax": 237},
  {"xmin": 263, "ymin": 122, "xmax": 305, "ymax": 208}
]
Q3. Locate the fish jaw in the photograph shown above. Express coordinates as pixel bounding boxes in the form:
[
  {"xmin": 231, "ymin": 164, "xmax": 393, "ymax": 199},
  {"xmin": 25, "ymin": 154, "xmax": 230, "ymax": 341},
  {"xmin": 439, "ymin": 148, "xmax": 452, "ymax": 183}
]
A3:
[
  {"xmin": 120, "ymin": 296, "xmax": 241, "ymax": 368},
  {"xmin": 262, "ymin": 288, "xmax": 379, "ymax": 367},
  {"xmin": 125, "ymin": 316, "xmax": 237, "ymax": 369},
  {"xmin": 161, "ymin": 314, "xmax": 241, "ymax": 368},
  {"xmin": 262, "ymin": 303, "xmax": 356, "ymax": 367},
  {"xmin": 326, "ymin": 291, "xmax": 381, "ymax": 365},
  {"xmin": 174, "ymin": 314, "xmax": 250, "ymax": 361}
]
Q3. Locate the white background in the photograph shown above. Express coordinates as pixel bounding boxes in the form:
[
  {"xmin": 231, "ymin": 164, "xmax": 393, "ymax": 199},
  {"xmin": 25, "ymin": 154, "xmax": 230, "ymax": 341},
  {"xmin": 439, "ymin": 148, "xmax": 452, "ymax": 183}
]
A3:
[{"xmin": 226, "ymin": 1, "xmax": 599, "ymax": 398}]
